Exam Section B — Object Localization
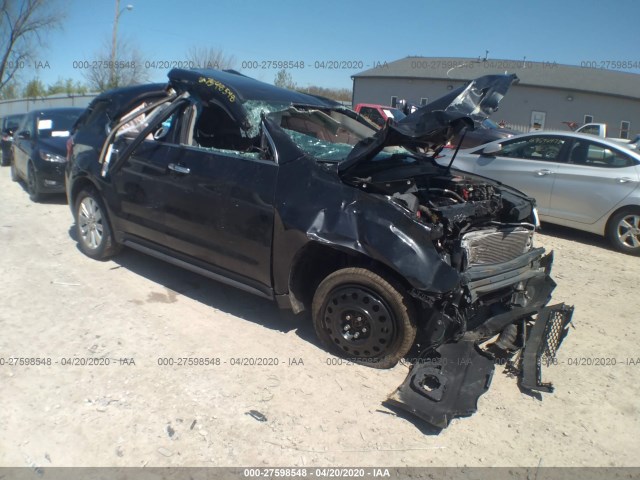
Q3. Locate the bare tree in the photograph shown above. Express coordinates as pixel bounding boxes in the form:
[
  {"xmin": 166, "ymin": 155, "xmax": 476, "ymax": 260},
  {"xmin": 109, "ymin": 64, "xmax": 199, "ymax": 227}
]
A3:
[
  {"xmin": 274, "ymin": 69, "xmax": 296, "ymax": 89},
  {"xmin": 82, "ymin": 38, "xmax": 148, "ymax": 92},
  {"xmin": 302, "ymin": 85, "xmax": 351, "ymax": 102},
  {"xmin": 0, "ymin": 0, "xmax": 63, "ymax": 91},
  {"xmin": 186, "ymin": 46, "xmax": 236, "ymax": 70}
]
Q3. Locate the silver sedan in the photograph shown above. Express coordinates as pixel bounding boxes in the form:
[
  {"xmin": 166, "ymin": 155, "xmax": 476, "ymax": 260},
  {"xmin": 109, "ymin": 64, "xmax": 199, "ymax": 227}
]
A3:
[{"xmin": 438, "ymin": 131, "xmax": 640, "ymax": 255}]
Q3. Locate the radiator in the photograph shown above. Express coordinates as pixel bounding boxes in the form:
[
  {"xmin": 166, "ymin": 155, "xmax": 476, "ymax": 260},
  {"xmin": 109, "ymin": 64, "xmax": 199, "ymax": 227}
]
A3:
[{"xmin": 461, "ymin": 227, "xmax": 534, "ymax": 266}]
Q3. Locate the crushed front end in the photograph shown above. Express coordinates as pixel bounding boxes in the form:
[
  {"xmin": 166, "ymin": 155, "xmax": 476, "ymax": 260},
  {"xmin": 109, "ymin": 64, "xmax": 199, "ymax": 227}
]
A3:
[
  {"xmin": 381, "ymin": 172, "xmax": 574, "ymax": 428},
  {"xmin": 256, "ymin": 72, "xmax": 574, "ymax": 429}
]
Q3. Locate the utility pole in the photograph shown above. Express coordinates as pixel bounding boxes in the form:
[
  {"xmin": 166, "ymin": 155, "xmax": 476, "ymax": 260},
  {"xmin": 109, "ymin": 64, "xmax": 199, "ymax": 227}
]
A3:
[{"xmin": 110, "ymin": 0, "xmax": 133, "ymax": 89}]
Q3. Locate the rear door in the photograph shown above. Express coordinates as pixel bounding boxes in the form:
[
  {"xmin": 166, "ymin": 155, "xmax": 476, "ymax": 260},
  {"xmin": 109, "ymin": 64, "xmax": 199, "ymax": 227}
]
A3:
[
  {"xmin": 548, "ymin": 139, "xmax": 640, "ymax": 223},
  {"xmin": 462, "ymin": 135, "xmax": 570, "ymax": 214}
]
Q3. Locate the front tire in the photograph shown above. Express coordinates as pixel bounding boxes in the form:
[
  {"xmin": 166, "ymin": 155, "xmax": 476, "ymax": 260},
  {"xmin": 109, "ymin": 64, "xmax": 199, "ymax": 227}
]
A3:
[
  {"xmin": 312, "ymin": 268, "xmax": 417, "ymax": 369},
  {"xmin": 27, "ymin": 162, "xmax": 42, "ymax": 202},
  {"xmin": 74, "ymin": 188, "xmax": 121, "ymax": 260},
  {"xmin": 607, "ymin": 209, "xmax": 640, "ymax": 256},
  {"xmin": 10, "ymin": 159, "xmax": 18, "ymax": 182}
]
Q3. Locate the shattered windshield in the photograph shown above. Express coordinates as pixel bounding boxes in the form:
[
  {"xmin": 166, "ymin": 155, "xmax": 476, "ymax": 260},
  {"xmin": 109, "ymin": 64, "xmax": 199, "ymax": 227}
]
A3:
[
  {"xmin": 245, "ymin": 102, "xmax": 423, "ymax": 164},
  {"xmin": 264, "ymin": 106, "xmax": 395, "ymax": 162}
]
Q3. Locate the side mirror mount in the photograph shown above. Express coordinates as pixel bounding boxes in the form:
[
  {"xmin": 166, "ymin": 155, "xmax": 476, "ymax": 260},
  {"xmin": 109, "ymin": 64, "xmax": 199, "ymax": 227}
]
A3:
[{"xmin": 482, "ymin": 142, "xmax": 502, "ymax": 156}]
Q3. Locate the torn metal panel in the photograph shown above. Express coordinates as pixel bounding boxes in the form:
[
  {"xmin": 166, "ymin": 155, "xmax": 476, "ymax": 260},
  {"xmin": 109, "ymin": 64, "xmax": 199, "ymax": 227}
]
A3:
[
  {"xmin": 341, "ymin": 74, "xmax": 519, "ymax": 172},
  {"xmin": 386, "ymin": 341, "xmax": 494, "ymax": 429},
  {"xmin": 268, "ymin": 154, "xmax": 462, "ymax": 296}
]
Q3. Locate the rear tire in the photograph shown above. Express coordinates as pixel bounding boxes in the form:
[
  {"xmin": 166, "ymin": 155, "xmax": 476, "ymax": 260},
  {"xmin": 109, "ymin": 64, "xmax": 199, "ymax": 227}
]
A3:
[
  {"xmin": 312, "ymin": 267, "xmax": 417, "ymax": 369},
  {"xmin": 74, "ymin": 188, "xmax": 121, "ymax": 260},
  {"xmin": 607, "ymin": 208, "xmax": 640, "ymax": 256}
]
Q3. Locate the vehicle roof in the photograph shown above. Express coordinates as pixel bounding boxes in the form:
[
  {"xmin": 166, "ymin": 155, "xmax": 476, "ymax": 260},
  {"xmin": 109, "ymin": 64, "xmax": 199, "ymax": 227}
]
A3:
[
  {"xmin": 2, "ymin": 113, "xmax": 25, "ymax": 119},
  {"xmin": 355, "ymin": 103, "xmax": 397, "ymax": 109},
  {"xmin": 168, "ymin": 68, "xmax": 334, "ymax": 107},
  {"xmin": 465, "ymin": 130, "xmax": 640, "ymax": 158},
  {"xmin": 26, "ymin": 107, "xmax": 85, "ymax": 116},
  {"xmin": 93, "ymin": 83, "xmax": 167, "ymax": 103}
]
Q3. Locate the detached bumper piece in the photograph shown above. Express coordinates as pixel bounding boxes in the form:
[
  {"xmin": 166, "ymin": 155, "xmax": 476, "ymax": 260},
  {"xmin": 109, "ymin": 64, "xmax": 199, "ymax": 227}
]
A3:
[
  {"xmin": 386, "ymin": 303, "xmax": 574, "ymax": 430},
  {"xmin": 520, "ymin": 303, "xmax": 574, "ymax": 393},
  {"xmin": 385, "ymin": 341, "xmax": 494, "ymax": 430}
]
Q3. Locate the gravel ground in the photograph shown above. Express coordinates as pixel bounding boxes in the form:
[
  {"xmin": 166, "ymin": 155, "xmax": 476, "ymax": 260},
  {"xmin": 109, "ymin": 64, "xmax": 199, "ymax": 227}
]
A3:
[{"xmin": 0, "ymin": 165, "xmax": 639, "ymax": 468}]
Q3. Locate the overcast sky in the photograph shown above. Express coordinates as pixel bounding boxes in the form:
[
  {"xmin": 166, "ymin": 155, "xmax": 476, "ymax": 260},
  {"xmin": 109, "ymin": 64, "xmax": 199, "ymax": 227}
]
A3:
[{"xmin": 18, "ymin": 0, "xmax": 640, "ymax": 89}]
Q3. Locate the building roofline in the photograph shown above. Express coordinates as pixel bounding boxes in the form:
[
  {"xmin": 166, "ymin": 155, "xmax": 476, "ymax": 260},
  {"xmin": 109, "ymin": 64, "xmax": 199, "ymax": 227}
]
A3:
[{"xmin": 352, "ymin": 56, "xmax": 640, "ymax": 100}]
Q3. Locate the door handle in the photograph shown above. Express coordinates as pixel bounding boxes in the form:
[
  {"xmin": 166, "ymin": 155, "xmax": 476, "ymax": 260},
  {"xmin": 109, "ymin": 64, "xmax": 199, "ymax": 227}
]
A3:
[
  {"xmin": 168, "ymin": 163, "xmax": 190, "ymax": 174},
  {"xmin": 536, "ymin": 169, "xmax": 553, "ymax": 176},
  {"xmin": 616, "ymin": 177, "xmax": 636, "ymax": 183}
]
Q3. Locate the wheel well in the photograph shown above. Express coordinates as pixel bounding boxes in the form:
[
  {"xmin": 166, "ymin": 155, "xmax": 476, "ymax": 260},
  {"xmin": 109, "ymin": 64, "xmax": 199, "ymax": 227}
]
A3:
[
  {"xmin": 288, "ymin": 242, "xmax": 413, "ymax": 313},
  {"xmin": 605, "ymin": 205, "xmax": 640, "ymax": 234},
  {"xmin": 69, "ymin": 177, "xmax": 99, "ymax": 213}
]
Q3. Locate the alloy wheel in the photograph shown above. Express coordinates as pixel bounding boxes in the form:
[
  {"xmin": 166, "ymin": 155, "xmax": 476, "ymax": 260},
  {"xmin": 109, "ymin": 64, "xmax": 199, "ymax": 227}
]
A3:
[
  {"xmin": 78, "ymin": 197, "xmax": 104, "ymax": 250},
  {"xmin": 616, "ymin": 214, "xmax": 640, "ymax": 249}
]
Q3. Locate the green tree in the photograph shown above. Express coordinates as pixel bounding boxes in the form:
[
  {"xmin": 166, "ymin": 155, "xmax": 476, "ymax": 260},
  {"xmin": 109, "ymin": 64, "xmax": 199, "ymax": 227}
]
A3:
[
  {"xmin": 0, "ymin": 81, "xmax": 20, "ymax": 99},
  {"xmin": 23, "ymin": 78, "xmax": 46, "ymax": 97},
  {"xmin": 47, "ymin": 77, "xmax": 89, "ymax": 95}
]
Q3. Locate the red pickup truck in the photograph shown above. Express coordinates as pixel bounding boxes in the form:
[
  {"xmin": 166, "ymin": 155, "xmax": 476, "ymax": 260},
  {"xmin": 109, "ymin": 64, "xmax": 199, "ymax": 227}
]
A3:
[{"xmin": 353, "ymin": 103, "xmax": 406, "ymax": 127}]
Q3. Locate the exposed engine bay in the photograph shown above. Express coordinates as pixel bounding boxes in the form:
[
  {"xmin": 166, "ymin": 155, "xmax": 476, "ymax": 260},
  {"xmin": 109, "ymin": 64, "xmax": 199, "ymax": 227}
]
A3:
[
  {"xmin": 348, "ymin": 169, "xmax": 536, "ymax": 270},
  {"xmin": 343, "ymin": 167, "xmax": 573, "ymax": 429}
]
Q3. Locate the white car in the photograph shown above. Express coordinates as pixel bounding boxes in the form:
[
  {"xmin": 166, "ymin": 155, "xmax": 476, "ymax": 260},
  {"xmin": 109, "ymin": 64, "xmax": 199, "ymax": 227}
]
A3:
[{"xmin": 437, "ymin": 131, "xmax": 640, "ymax": 255}]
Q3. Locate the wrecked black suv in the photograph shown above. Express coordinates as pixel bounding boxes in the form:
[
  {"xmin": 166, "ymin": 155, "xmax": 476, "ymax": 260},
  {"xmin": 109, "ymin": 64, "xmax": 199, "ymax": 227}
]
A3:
[{"xmin": 66, "ymin": 69, "xmax": 572, "ymax": 427}]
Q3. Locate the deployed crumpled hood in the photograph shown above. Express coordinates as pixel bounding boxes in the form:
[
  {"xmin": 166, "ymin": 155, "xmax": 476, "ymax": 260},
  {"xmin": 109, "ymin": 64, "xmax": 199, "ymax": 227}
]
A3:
[{"xmin": 340, "ymin": 74, "xmax": 518, "ymax": 173}]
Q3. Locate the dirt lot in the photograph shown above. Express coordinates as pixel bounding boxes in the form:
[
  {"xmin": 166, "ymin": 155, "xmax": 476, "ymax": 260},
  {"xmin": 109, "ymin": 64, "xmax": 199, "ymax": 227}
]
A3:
[{"xmin": 0, "ymin": 166, "xmax": 639, "ymax": 468}]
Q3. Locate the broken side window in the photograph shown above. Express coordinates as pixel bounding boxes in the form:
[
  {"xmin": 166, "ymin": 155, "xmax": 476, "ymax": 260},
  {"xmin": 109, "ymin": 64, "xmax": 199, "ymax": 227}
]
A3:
[
  {"xmin": 116, "ymin": 101, "xmax": 176, "ymax": 141},
  {"xmin": 186, "ymin": 101, "xmax": 262, "ymax": 160}
]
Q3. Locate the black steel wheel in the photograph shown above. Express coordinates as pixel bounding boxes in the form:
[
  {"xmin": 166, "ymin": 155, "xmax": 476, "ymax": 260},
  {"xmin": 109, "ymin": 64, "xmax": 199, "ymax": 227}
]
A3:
[{"xmin": 312, "ymin": 268, "xmax": 416, "ymax": 369}]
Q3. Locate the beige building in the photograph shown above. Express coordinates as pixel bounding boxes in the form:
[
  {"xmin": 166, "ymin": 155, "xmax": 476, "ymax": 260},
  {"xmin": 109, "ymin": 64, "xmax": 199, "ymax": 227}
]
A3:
[{"xmin": 352, "ymin": 56, "xmax": 640, "ymax": 138}]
